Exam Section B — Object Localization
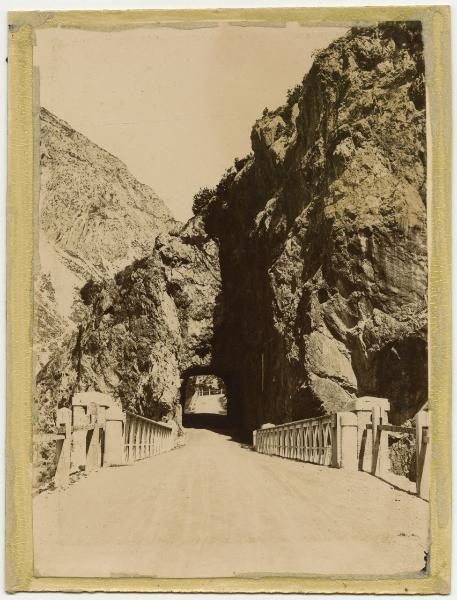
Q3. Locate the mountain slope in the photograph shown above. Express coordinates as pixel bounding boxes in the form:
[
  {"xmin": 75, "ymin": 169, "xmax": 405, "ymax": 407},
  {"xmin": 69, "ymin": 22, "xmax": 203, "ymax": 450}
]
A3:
[{"xmin": 35, "ymin": 108, "xmax": 177, "ymax": 368}]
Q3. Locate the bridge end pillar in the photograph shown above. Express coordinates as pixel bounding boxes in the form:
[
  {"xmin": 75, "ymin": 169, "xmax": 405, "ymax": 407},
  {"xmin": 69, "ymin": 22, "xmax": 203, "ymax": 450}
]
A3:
[
  {"xmin": 71, "ymin": 404, "xmax": 88, "ymax": 472},
  {"xmin": 415, "ymin": 410, "xmax": 430, "ymax": 500},
  {"xmin": 338, "ymin": 412, "xmax": 358, "ymax": 470},
  {"xmin": 348, "ymin": 397, "xmax": 390, "ymax": 471},
  {"xmin": 55, "ymin": 407, "xmax": 72, "ymax": 487},
  {"xmin": 105, "ymin": 407, "xmax": 126, "ymax": 467}
]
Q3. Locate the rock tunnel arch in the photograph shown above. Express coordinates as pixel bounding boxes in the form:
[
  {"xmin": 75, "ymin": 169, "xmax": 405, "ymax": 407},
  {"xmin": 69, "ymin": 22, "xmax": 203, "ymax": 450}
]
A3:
[{"xmin": 179, "ymin": 366, "xmax": 242, "ymax": 430}]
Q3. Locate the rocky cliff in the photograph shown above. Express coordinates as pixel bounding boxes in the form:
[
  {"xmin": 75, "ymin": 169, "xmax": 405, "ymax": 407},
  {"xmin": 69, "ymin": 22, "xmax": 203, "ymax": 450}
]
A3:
[
  {"xmin": 202, "ymin": 21, "xmax": 427, "ymax": 427},
  {"xmin": 36, "ymin": 108, "xmax": 176, "ymax": 368},
  {"xmin": 36, "ymin": 22, "xmax": 427, "ymax": 431}
]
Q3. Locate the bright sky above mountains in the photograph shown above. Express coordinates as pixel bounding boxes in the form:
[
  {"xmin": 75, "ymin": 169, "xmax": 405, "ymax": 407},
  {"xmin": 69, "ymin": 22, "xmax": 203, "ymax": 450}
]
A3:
[{"xmin": 35, "ymin": 23, "xmax": 347, "ymax": 221}]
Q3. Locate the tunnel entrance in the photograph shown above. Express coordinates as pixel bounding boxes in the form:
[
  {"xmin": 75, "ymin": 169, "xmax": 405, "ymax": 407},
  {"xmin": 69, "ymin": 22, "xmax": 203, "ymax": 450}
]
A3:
[
  {"xmin": 181, "ymin": 375, "xmax": 231, "ymax": 432},
  {"xmin": 184, "ymin": 375, "xmax": 227, "ymax": 417}
]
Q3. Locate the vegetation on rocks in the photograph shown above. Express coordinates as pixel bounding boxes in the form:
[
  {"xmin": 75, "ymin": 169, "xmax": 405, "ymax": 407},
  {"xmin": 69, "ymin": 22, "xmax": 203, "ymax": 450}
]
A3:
[{"xmin": 389, "ymin": 427, "xmax": 417, "ymax": 481}]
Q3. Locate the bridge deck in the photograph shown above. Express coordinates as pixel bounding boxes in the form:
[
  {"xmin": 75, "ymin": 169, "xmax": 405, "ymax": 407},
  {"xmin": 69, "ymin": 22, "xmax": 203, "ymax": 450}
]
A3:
[{"xmin": 33, "ymin": 425, "xmax": 428, "ymax": 578}]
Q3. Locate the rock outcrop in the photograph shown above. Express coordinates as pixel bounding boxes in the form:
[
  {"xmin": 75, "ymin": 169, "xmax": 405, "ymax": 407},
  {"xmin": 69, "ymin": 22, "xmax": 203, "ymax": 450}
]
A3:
[
  {"xmin": 35, "ymin": 216, "xmax": 221, "ymax": 431},
  {"xmin": 36, "ymin": 22, "xmax": 427, "ymax": 431},
  {"xmin": 36, "ymin": 108, "xmax": 176, "ymax": 369}
]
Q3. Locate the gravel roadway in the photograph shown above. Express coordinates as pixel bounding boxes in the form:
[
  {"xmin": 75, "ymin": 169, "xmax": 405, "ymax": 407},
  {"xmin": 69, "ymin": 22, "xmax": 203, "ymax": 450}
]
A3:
[{"xmin": 33, "ymin": 424, "xmax": 429, "ymax": 578}]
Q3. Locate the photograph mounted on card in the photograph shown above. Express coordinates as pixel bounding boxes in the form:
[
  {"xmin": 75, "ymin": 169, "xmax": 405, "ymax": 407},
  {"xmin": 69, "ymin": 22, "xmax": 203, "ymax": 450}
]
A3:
[{"xmin": 6, "ymin": 5, "xmax": 450, "ymax": 593}]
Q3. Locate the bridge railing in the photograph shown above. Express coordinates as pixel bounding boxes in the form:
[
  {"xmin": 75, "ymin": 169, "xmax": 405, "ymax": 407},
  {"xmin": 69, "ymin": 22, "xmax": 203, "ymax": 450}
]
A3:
[
  {"xmin": 254, "ymin": 412, "xmax": 358, "ymax": 470},
  {"xmin": 33, "ymin": 392, "xmax": 178, "ymax": 489},
  {"xmin": 124, "ymin": 411, "xmax": 175, "ymax": 464},
  {"xmin": 253, "ymin": 398, "xmax": 430, "ymax": 500}
]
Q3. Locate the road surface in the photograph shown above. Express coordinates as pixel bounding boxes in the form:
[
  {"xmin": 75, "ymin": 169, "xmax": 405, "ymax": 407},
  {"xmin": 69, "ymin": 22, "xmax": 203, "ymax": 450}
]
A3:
[
  {"xmin": 185, "ymin": 393, "xmax": 227, "ymax": 416},
  {"xmin": 33, "ymin": 424, "xmax": 429, "ymax": 578}
]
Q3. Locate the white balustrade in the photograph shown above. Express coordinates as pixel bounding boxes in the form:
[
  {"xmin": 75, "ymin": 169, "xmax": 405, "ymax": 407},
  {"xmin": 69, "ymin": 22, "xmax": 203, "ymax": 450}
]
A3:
[
  {"xmin": 123, "ymin": 411, "xmax": 176, "ymax": 464},
  {"xmin": 254, "ymin": 412, "xmax": 358, "ymax": 469},
  {"xmin": 33, "ymin": 393, "xmax": 178, "ymax": 489},
  {"xmin": 253, "ymin": 401, "xmax": 430, "ymax": 499}
]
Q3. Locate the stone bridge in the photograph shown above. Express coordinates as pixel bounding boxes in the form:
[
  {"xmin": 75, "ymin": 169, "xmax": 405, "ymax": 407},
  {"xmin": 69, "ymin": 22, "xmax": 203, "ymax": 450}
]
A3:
[{"xmin": 33, "ymin": 394, "xmax": 430, "ymax": 578}]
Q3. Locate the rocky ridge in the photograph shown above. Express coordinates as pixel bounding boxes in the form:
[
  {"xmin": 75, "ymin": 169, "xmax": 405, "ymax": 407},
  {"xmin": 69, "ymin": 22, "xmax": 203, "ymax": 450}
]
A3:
[{"xmin": 36, "ymin": 108, "xmax": 176, "ymax": 369}]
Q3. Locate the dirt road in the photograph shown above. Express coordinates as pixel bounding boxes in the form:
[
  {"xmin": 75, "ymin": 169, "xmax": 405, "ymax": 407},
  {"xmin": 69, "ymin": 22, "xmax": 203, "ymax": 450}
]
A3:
[
  {"xmin": 33, "ymin": 426, "xmax": 429, "ymax": 578},
  {"xmin": 185, "ymin": 393, "xmax": 227, "ymax": 415}
]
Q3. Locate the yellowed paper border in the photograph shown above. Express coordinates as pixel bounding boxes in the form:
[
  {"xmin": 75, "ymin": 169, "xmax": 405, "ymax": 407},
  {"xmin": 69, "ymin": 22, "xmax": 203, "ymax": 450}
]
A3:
[{"xmin": 6, "ymin": 6, "xmax": 451, "ymax": 593}]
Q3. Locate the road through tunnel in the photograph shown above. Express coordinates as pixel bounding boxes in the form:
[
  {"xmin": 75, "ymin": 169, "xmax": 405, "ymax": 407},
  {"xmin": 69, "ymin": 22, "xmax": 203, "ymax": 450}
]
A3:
[{"xmin": 179, "ymin": 370, "xmax": 243, "ymax": 438}]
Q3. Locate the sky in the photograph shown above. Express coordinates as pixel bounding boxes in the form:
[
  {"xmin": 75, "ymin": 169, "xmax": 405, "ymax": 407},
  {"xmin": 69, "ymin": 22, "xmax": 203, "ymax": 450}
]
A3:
[{"xmin": 34, "ymin": 23, "xmax": 347, "ymax": 222}]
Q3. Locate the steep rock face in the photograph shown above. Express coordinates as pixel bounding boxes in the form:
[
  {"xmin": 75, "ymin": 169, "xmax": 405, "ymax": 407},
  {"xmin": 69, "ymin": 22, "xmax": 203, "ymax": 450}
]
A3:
[
  {"xmin": 36, "ymin": 23, "xmax": 427, "ymax": 431},
  {"xmin": 202, "ymin": 22, "xmax": 427, "ymax": 427},
  {"xmin": 36, "ymin": 108, "xmax": 176, "ymax": 369},
  {"xmin": 35, "ymin": 216, "xmax": 221, "ymax": 431}
]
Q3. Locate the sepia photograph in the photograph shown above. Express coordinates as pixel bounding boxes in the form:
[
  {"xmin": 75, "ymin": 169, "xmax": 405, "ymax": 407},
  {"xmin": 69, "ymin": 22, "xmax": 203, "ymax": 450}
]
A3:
[{"xmin": 6, "ymin": 5, "xmax": 451, "ymax": 594}]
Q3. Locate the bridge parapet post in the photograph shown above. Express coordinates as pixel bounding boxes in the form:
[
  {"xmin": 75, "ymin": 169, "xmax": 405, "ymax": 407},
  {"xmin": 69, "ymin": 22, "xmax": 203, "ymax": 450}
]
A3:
[
  {"xmin": 55, "ymin": 407, "xmax": 72, "ymax": 487},
  {"xmin": 168, "ymin": 421, "xmax": 179, "ymax": 451},
  {"xmin": 86, "ymin": 403, "xmax": 103, "ymax": 471},
  {"xmin": 336, "ymin": 412, "xmax": 358, "ymax": 470},
  {"xmin": 347, "ymin": 397, "xmax": 390, "ymax": 472},
  {"xmin": 72, "ymin": 392, "xmax": 114, "ymax": 471},
  {"xmin": 415, "ymin": 410, "xmax": 430, "ymax": 500},
  {"xmin": 105, "ymin": 407, "xmax": 126, "ymax": 467},
  {"xmin": 71, "ymin": 403, "xmax": 88, "ymax": 472},
  {"xmin": 257, "ymin": 423, "xmax": 275, "ymax": 453}
]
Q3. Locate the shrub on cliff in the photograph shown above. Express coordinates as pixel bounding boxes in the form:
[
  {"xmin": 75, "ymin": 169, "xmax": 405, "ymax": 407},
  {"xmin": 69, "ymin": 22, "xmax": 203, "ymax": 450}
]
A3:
[
  {"xmin": 234, "ymin": 154, "xmax": 253, "ymax": 172},
  {"xmin": 216, "ymin": 167, "xmax": 236, "ymax": 198},
  {"xmin": 80, "ymin": 278, "xmax": 103, "ymax": 306},
  {"xmin": 389, "ymin": 428, "xmax": 417, "ymax": 482},
  {"xmin": 192, "ymin": 186, "xmax": 215, "ymax": 215},
  {"xmin": 286, "ymin": 83, "xmax": 301, "ymax": 106}
]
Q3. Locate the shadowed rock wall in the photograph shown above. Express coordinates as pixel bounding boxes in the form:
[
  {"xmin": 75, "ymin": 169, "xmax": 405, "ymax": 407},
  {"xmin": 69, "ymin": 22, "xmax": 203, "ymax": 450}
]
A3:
[{"xmin": 202, "ymin": 21, "xmax": 427, "ymax": 428}]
